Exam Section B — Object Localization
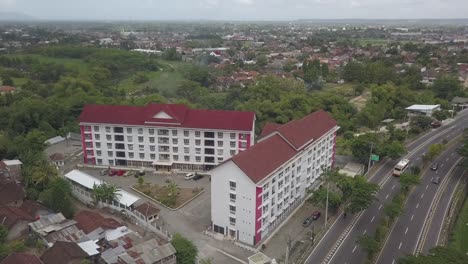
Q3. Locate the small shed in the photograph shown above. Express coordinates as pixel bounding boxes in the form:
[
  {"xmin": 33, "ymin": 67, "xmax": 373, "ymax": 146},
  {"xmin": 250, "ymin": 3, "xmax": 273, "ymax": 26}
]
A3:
[
  {"xmin": 405, "ymin": 104, "xmax": 440, "ymax": 117},
  {"xmin": 339, "ymin": 162, "xmax": 365, "ymax": 178}
]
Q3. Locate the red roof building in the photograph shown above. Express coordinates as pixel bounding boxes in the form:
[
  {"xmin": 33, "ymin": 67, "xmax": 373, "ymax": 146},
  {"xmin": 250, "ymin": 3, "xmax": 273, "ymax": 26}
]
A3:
[
  {"xmin": 0, "ymin": 253, "xmax": 43, "ymax": 264},
  {"xmin": 211, "ymin": 110, "xmax": 338, "ymax": 246},
  {"xmin": 74, "ymin": 210, "xmax": 121, "ymax": 234},
  {"xmin": 78, "ymin": 103, "xmax": 255, "ymax": 171}
]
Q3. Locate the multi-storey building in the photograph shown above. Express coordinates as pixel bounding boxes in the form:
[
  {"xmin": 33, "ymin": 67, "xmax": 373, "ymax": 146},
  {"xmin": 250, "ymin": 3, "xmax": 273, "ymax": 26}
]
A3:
[
  {"xmin": 211, "ymin": 110, "xmax": 338, "ymax": 246},
  {"xmin": 78, "ymin": 103, "xmax": 255, "ymax": 171}
]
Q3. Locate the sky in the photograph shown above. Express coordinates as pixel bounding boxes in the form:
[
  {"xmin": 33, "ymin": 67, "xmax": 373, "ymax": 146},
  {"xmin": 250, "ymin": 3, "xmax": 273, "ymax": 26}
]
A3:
[{"xmin": 1, "ymin": 0, "xmax": 468, "ymax": 21}]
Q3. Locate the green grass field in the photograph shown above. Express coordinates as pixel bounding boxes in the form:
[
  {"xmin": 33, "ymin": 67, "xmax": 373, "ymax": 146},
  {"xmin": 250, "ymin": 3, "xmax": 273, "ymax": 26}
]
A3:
[
  {"xmin": 7, "ymin": 54, "xmax": 91, "ymax": 74},
  {"xmin": 451, "ymin": 197, "xmax": 468, "ymax": 254}
]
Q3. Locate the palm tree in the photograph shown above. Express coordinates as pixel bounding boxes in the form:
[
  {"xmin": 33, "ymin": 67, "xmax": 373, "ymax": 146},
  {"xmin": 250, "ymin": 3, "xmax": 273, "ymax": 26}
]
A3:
[
  {"xmin": 92, "ymin": 183, "xmax": 121, "ymax": 204},
  {"xmin": 32, "ymin": 158, "xmax": 58, "ymax": 189},
  {"xmin": 167, "ymin": 181, "xmax": 178, "ymax": 197}
]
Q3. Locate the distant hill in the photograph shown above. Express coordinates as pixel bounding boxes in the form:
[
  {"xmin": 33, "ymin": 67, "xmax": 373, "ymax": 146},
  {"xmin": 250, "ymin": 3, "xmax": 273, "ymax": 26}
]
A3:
[{"xmin": 0, "ymin": 12, "xmax": 36, "ymax": 21}]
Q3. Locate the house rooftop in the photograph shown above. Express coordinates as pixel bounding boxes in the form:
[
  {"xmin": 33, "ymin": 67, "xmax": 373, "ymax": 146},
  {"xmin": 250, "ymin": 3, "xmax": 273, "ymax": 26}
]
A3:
[
  {"xmin": 133, "ymin": 202, "xmax": 160, "ymax": 217},
  {"xmin": 74, "ymin": 210, "xmax": 121, "ymax": 234},
  {"xmin": 0, "ymin": 181, "xmax": 25, "ymax": 205},
  {"xmin": 40, "ymin": 241, "xmax": 88, "ymax": 264},
  {"xmin": 0, "ymin": 253, "xmax": 43, "ymax": 264},
  {"xmin": 79, "ymin": 103, "xmax": 255, "ymax": 132}
]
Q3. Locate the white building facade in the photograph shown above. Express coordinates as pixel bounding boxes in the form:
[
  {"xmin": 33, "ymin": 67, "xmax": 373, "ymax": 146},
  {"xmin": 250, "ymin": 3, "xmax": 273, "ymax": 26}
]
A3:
[
  {"xmin": 211, "ymin": 110, "xmax": 339, "ymax": 246},
  {"xmin": 79, "ymin": 104, "xmax": 255, "ymax": 171}
]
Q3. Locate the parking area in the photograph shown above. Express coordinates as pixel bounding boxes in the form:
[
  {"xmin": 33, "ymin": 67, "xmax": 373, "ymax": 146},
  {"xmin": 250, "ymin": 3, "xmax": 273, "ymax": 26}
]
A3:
[{"xmin": 261, "ymin": 201, "xmax": 326, "ymax": 262}]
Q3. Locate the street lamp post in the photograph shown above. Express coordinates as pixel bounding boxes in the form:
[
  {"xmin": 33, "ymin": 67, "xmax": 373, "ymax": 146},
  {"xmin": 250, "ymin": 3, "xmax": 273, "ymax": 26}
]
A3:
[{"xmin": 367, "ymin": 142, "xmax": 374, "ymax": 173}]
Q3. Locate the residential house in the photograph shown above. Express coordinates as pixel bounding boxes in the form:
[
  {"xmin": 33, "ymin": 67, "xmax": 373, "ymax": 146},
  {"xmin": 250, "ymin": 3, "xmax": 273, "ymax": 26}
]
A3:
[
  {"xmin": 117, "ymin": 239, "xmax": 177, "ymax": 264},
  {"xmin": 0, "ymin": 159, "xmax": 22, "ymax": 181},
  {"xmin": 0, "ymin": 206, "xmax": 34, "ymax": 240},
  {"xmin": 0, "ymin": 86, "xmax": 16, "ymax": 95},
  {"xmin": 0, "ymin": 181, "xmax": 25, "ymax": 207},
  {"xmin": 49, "ymin": 153, "xmax": 65, "ymax": 168},
  {"xmin": 29, "ymin": 213, "xmax": 86, "ymax": 247},
  {"xmin": 73, "ymin": 210, "xmax": 121, "ymax": 234},
  {"xmin": 133, "ymin": 202, "xmax": 160, "ymax": 223},
  {"xmin": 0, "ymin": 253, "xmax": 43, "ymax": 264},
  {"xmin": 40, "ymin": 241, "xmax": 88, "ymax": 264}
]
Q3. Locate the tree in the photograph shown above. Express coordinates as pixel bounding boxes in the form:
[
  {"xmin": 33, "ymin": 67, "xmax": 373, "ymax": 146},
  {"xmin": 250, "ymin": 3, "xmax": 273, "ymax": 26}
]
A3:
[
  {"xmin": 398, "ymin": 246, "xmax": 468, "ymax": 264},
  {"xmin": 384, "ymin": 141, "xmax": 406, "ymax": 159},
  {"xmin": 457, "ymin": 129, "xmax": 468, "ymax": 167},
  {"xmin": 167, "ymin": 181, "xmax": 178, "ymax": 197},
  {"xmin": 427, "ymin": 143, "xmax": 444, "ymax": 161},
  {"xmin": 162, "ymin": 48, "xmax": 181, "ymax": 61},
  {"xmin": 308, "ymin": 186, "xmax": 342, "ymax": 211},
  {"xmin": 1, "ymin": 76, "xmax": 14, "ymax": 86},
  {"xmin": 432, "ymin": 75, "xmax": 462, "ymax": 100},
  {"xmin": 384, "ymin": 200, "xmax": 404, "ymax": 220},
  {"xmin": 357, "ymin": 235, "xmax": 379, "ymax": 258},
  {"xmin": 432, "ymin": 110, "xmax": 449, "ymax": 121},
  {"xmin": 39, "ymin": 178, "xmax": 74, "ymax": 218},
  {"xmin": 411, "ymin": 115, "xmax": 432, "ymax": 131},
  {"xmin": 138, "ymin": 176, "xmax": 145, "ymax": 188},
  {"xmin": 133, "ymin": 73, "xmax": 149, "ymax": 84},
  {"xmin": 399, "ymin": 173, "xmax": 420, "ymax": 192},
  {"xmin": 0, "ymin": 225, "xmax": 7, "ymax": 243},
  {"xmin": 92, "ymin": 183, "xmax": 121, "ymax": 204},
  {"xmin": 256, "ymin": 55, "xmax": 268, "ymax": 67},
  {"xmin": 348, "ymin": 176, "xmax": 379, "ymax": 213},
  {"xmin": 170, "ymin": 233, "xmax": 198, "ymax": 264}
]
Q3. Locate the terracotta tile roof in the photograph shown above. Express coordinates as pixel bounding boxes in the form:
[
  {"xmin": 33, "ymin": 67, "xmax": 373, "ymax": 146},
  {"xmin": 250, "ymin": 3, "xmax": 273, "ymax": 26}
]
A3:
[
  {"xmin": 0, "ymin": 253, "xmax": 43, "ymax": 264},
  {"xmin": 231, "ymin": 134, "xmax": 297, "ymax": 183},
  {"xmin": 19, "ymin": 200, "xmax": 49, "ymax": 218},
  {"xmin": 74, "ymin": 210, "xmax": 121, "ymax": 234},
  {"xmin": 49, "ymin": 153, "xmax": 65, "ymax": 161},
  {"xmin": 133, "ymin": 202, "xmax": 160, "ymax": 217},
  {"xmin": 259, "ymin": 122, "xmax": 282, "ymax": 138},
  {"xmin": 41, "ymin": 241, "xmax": 88, "ymax": 264},
  {"xmin": 0, "ymin": 181, "xmax": 24, "ymax": 205},
  {"xmin": 0, "ymin": 206, "xmax": 34, "ymax": 228},
  {"xmin": 79, "ymin": 103, "xmax": 255, "ymax": 131},
  {"xmin": 229, "ymin": 110, "xmax": 337, "ymax": 183},
  {"xmin": 0, "ymin": 86, "xmax": 16, "ymax": 93}
]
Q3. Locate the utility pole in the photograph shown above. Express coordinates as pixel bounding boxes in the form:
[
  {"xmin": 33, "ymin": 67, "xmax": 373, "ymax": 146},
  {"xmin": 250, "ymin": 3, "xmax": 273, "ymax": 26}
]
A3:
[
  {"xmin": 325, "ymin": 181, "xmax": 329, "ymax": 227},
  {"xmin": 367, "ymin": 142, "xmax": 374, "ymax": 173}
]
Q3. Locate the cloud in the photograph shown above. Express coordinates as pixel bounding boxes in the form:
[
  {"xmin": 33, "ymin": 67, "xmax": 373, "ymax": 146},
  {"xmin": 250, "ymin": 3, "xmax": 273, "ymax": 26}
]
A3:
[{"xmin": 237, "ymin": 0, "xmax": 254, "ymax": 5}]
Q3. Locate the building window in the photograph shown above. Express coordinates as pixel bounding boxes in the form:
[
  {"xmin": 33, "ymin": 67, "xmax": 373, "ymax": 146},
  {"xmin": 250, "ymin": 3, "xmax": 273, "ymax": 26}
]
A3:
[
  {"xmin": 173, "ymin": 147, "xmax": 178, "ymax": 152},
  {"xmin": 218, "ymin": 149, "xmax": 224, "ymax": 155},
  {"xmin": 218, "ymin": 141, "xmax": 223, "ymax": 147},
  {"xmin": 172, "ymin": 130, "xmax": 178, "ymax": 136},
  {"xmin": 240, "ymin": 142, "xmax": 247, "ymax": 148},
  {"xmin": 195, "ymin": 139, "xmax": 201, "ymax": 146},
  {"xmin": 172, "ymin": 138, "xmax": 178, "ymax": 144},
  {"xmin": 95, "ymin": 142, "xmax": 101, "ymax": 148},
  {"xmin": 96, "ymin": 150, "xmax": 102, "ymax": 156},
  {"xmin": 97, "ymin": 159, "xmax": 102, "ymax": 165},
  {"xmin": 173, "ymin": 155, "xmax": 179, "ymax": 161},
  {"xmin": 149, "ymin": 129, "xmax": 155, "ymax": 135},
  {"xmin": 230, "ymin": 150, "xmax": 235, "ymax": 156},
  {"xmin": 218, "ymin": 157, "xmax": 223, "ymax": 162},
  {"xmin": 218, "ymin": 132, "xmax": 223, "ymax": 138},
  {"xmin": 184, "ymin": 130, "xmax": 189, "ymax": 137},
  {"xmin": 127, "ymin": 136, "xmax": 133, "ymax": 142},
  {"xmin": 240, "ymin": 134, "xmax": 248, "ymax": 140},
  {"xmin": 139, "ymin": 153, "xmax": 145, "ymax": 159},
  {"xmin": 109, "ymin": 160, "xmax": 114, "ymax": 165},
  {"xmin": 129, "ymin": 152, "xmax": 134, "ymax": 158},
  {"xmin": 229, "ymin": 217, "xmax": 236, "ymax": 225},
  {"xmin": 229, "ymin": 181, "xmax": 236, "ymax": 191},
  {"xmin": 105, "ymin": 126, "xmax": 111, "ymax": 133},
  {"xmin": 94, "ymin": 134, "xmax": 100, "ymax": 140},
  {"xmin": 195, "ymin": 148, "xmax": 201, "ymax": 154},
  {"xmin": 94, "ymin": 126, "xmax": 99, "ymax": 132},
  {"xmin": 107, "ymin": 143, "xmax": 112, "ymax": 149},
  {"xmin": 149, "ymin": 137, "xmax": 155, "ymax": 143},
  {"xmin": 107, "ymin": 151, "xmax": 113, "ymax": 157},
  {"xmin": 195, "ymin": 131, "xmax": 201, "ymax": 137},
  {"xmin": 196, "ymin": 156, "xmax": 201, "ymax": 162},
  {"xmin": 230, "ymin": 193, "xmax": 236, "ymax": 202},
  {"xmin": 127, "ymin": 127, "xmax": 132, "ymax": 134},
  {"xmin": 150, "ymin": 154, "xmax": 156, "ymax": 160},
  {"xmin": 230, "ymin": 141, "xmax": 236, "ymax": 148},
  {"xmin": 106, "ymin": 135, "xmax": 112, "ymax": 141},
  {"xmin": 138, "ymin": 136, "xmax": 143, "ymax": 143},
  {"xmin": 85, "ymin": 142, "xmax": 92, "ymax": 148},
  {"xmin": 150, "ymin": 146, "xmax": 155, "ymax": 152},
  {"xmin": 184, "ymin": 156, "xmax": 190, "ymax": 162},
  {"xmin": 184, "ymin": 139, "xmax": 189, "ymax": 145},
  {"xmin": 229, "ymin": 205, "xmax": 236, "ymax": 214},
  {"xmin": 230, "ymin": 133, "xmax": 236, "ymax": 139},
  {"xmin": 138, "ymin": 128, "xmax": 143, "ymax": 134},
  {"xmin": 184, "ymin": 147, "xmax": 190, "ymax": 154},
  {"xmin": 139, "ymin": 145, "xmax": 144, "ymax": 151},
  {"xmin": 128, "ymin": 144, "xmax": 133, "ymax": 151}
]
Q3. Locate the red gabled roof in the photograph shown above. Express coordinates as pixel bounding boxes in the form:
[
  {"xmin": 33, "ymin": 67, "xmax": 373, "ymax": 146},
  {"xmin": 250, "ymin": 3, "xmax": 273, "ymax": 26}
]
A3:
[
  {"xmin": 0, "ymin": 253, "xmax": 43, "ymax": 264},
  {"xmin": 79, "ymin": 103, "xmax": 255, "ymax": 131},
  {"xmin": 41, "ymin": 241, "xmax": 88, "ymax": 264},
  {"xmin": 0, "ymin": 206, "xmax": 34, "ymax": 229},
  {"xmin": 74, "ymin": 210, "xmax": 121, "ymax": 234},
  {"xmin": 229, "ymin": 110, "xmax": 337, "ymax": 183},
  {"xmin": 231, "ymin": 134, "xmax": 297, "ymax": 183}
]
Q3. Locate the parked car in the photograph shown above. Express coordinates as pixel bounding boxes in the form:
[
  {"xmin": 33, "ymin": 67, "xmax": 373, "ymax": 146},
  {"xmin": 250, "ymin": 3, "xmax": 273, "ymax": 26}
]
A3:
[
  {"xmin": 431, "ymin": 120, "xmax": 442, "ymax": 128},
  {"xmin": 109, "ymin": 169, "xmax": 117, "ymax": 176},
  {"xmin": 430, "ymin": 162, "xmax": 439, "ymax": 171},
  {"xmin": 138, "ymin": 169, "xmax": 145, "ymax": 176},
  {"xmin": 185, "ymin": 173, "xmax": 195, "ymax": 180},
  {"xmin": 431, "ymin": 177, "xmax": 440, "ymax": 184},
  {"xmin": 116, "ymin": 170, "xmax": 125, "ymax": 176},
  {"xmin": 302, "ymin": 216, "xmax": 313, "ymax": 227},
  {"xmin": 312, "ymin": 211, "xmax": 321, "ymax": 220},
  {"xmin": 193, "ymin": 173, "xmax": 203, "ymax": 181}
]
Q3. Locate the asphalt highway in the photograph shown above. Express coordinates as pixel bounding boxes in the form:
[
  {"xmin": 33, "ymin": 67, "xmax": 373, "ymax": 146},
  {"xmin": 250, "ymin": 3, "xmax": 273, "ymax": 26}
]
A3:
[{"xmin": 305, "ymin": 109, "xmax": 468, "ymax": 264}]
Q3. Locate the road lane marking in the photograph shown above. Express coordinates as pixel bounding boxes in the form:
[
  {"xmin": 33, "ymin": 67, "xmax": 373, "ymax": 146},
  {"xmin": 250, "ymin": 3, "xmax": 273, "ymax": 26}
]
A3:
[
  {"xmin": 436, "ymin": 170, "xmax": 439, "ymax": 174},
  {"xmin": 451, "ymin": 153, "xmax": 455, "ymax": 156},
  {"xmin": 352, "ymin": 245, "xmax": 357, "ymax": 253},
  {"xmin": 411, "ymin": 214, "xmax": 414, "ymax": 221},
  {"xmin": 392, "ymin": 259, "xmax": 395, "ymax": 264},
  {"xmin": 378, "ymin": 204, "xmax": 382, "ymax": 210},
  {"xmin": 385, "ymin": 194, "xmax": 389, "ymax": 200},
  {"xmin": 426, "ymin": 185, "xmax": 429, "ymax": 190},
  {"xmin": 405, "ymin": 227, "xmax": 409, "ymax": 234},
  {"xmin": 446, "ymin": 158, "xmax": 449, "ymax": 161},
  {"xmin": 392, "ymin": 184, "xmax": 395, "ymax": 190},
  {"xmin": 421, "ymin": 193, "xmax": 424, "ymax": 199},
  {"xmin": 399, "ymin": 242, "xmax": 403, "ymax": 249},
  {"xmin": 441, "ymin": 164, "xmax": 444, "ymax": 168},
  {"xmin": 371, "ymin": 216, "xmax": 375, "ymax": 223},
  {"xmin": 416, "ymin": 203, "xmax": 420, "ymax": 208},
  {"xmin": 363, "ymin": 229, "xmax": 367, "ymax": 234}
]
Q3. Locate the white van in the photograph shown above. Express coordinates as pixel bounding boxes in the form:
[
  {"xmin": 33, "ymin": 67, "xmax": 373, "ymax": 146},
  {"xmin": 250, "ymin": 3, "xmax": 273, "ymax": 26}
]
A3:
[{"xmin": 185, "ymin": 173, "xmax": 194, "ymax": 180}]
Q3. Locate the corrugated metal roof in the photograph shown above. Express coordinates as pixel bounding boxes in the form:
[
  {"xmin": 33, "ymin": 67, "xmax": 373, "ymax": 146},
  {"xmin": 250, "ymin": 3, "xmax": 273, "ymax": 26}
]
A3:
[{"xmin": 78, "ymin": 240, "xmax": 100, "ymax": 256}]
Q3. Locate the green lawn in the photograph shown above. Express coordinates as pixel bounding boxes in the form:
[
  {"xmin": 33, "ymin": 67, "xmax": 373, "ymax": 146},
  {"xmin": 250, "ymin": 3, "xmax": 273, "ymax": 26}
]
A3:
[
  {"xmin": 322, "ymin": 83, "xmax": 356, "ymax": 98},
  {"xmin": 7, "ymin": 54, "xmax": 91, "ymax": 74},
  {"xmin": 451, "ymin": 197, "xmax": 468, "ymax": 254}
]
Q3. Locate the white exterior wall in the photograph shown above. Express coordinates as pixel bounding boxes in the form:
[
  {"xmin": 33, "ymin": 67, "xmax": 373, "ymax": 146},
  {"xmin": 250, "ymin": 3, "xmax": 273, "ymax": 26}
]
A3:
[
  {"xmin": 211, "ymin": 128, "xmax": 337, "ymax": 245},
  {"xmin": 211, "ymin": 161, "xmax": 257, "ymax": 245},
  {"xmin": 81, "ymin": 123, "xmax": 253, "ymax": 168}
]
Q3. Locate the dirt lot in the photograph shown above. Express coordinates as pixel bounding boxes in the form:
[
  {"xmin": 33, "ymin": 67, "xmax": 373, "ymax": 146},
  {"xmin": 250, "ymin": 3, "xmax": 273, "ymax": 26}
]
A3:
[{"xmin": 133, "ymin": 183, "xmax": 203, "ymax": 209}]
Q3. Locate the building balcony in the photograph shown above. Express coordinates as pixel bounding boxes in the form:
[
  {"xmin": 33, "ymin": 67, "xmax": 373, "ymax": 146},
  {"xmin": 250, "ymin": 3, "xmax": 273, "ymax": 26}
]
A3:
[{"xmin": 204, "ymin": 132, "xmax": 215, "ymax": 138}]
